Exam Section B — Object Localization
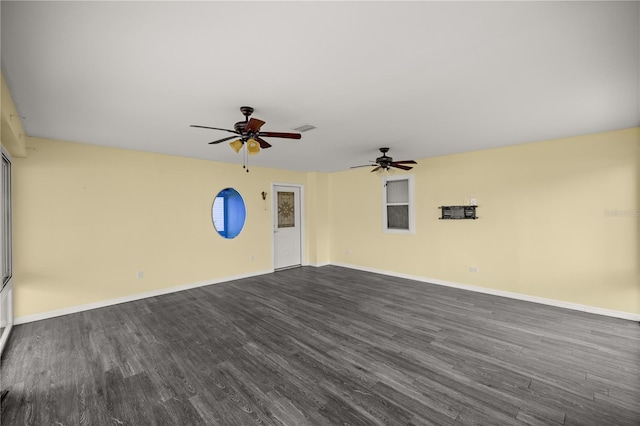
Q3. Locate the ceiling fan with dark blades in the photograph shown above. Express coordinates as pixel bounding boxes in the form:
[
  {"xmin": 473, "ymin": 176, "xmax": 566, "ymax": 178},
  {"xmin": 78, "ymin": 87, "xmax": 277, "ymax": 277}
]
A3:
[
  {"xmin": 191, "ymin": 106, "xmax": 301, "ymax": 157},
  {"xmin": 352, "ymin": 147, "xmax": 417, "ymax": 172}
]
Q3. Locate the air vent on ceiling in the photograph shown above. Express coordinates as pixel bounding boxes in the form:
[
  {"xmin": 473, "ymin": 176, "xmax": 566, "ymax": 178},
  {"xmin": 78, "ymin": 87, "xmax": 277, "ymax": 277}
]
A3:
[{"xmin": 293, "ymin": 124, "xmax": 316, "ymax": 133}]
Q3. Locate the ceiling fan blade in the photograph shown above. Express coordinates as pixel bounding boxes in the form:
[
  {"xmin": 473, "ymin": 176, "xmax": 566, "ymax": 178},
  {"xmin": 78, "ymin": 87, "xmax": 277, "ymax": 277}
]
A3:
[
  {"xmin": 255, "ymin": 137, "xmax": 272, "ymax": 149},
  {"xmin": 245, "ymin": 118, "xmax": 265, "ymax": 133},
  {"xmin": 391, "ymin": 163, "xmax": 413, "ymax": 171},
  {"xmin": 393, "ymin": 160, "xmax": 417, "ymax": 164},
  {"xmin": 259, "ymin": 131, "xmax": 302, "ymax": 139},
  {"xmin": 208, "ymin": 135, "xmax": 239, "ymax": 145},
  {"xmin": 190, "ymin": 125, "xmax": 238, "ymax": 135},
  {"xmin": 370, "ymin": 166, "xmax": 381, "ymax": 173},
  {"xmin": 350, "ymin": 163, "xmax": 375, "ymax": 169}
]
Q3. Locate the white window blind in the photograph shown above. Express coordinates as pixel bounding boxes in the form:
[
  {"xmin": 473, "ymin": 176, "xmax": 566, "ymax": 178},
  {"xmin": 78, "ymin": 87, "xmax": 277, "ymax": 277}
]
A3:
[
  {"xmin": 386, "ymin": 179, "xmax": 409, "ymax": 204},
  {"xmin": 212, "ymin": 196, "xmax": 225, "ymax": 233}
]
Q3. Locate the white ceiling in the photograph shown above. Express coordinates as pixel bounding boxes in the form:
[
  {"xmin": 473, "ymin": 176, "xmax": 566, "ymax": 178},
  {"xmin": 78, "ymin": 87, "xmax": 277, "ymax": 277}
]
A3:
[{"xmin": 2, "ymin": 1, "xmax": 639, "ymax": 172}]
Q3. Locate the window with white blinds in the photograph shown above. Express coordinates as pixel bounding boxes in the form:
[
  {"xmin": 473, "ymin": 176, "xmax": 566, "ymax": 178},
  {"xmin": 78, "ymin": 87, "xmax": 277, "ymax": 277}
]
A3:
[{"xmin": 383, "ymin": 175, "xmax": 414, "ymax": 233}]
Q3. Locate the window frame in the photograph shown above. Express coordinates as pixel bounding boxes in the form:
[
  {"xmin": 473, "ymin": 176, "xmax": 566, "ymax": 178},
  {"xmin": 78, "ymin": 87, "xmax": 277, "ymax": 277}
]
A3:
[
  {"xmin": 211, "ymin": 188, "xmax": 246, "ymax": 239},
  {"xmin": 382, "ymin": 174, "xmax": 415, "ymax": 234},
  {"xmin": 1, "ymin": 147, "xmax": 11, "ymax": 289}
]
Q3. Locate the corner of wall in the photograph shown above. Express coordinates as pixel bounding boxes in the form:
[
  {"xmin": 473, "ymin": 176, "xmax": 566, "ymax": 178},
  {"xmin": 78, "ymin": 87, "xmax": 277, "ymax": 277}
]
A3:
[
  {"xmin": 305, "ymin": 172, "xmax": 331, "ymax": 266},
  {"xmin": 327, "ymin": 128, "xmax": 640, "ymax": 316},
  {"xmin": 0, "ymin": 72, "xmax": 27, "ymax": 158},
  {"xmin": 636, "ymin": 127, "xmax": 640, "ymax": 318}
]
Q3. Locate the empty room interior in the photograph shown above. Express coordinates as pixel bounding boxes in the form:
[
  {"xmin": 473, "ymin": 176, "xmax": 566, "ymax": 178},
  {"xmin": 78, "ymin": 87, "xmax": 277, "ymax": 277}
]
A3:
[{"xmin": 0, "ymin": 1, "xmax": 639, "ymax": 425}]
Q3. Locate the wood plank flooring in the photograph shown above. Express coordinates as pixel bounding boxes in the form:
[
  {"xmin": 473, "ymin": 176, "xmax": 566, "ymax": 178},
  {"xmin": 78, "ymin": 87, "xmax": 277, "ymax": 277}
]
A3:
[{"xmin": 1, "ymin": 265, "xmax": 639, "ymax": 425}]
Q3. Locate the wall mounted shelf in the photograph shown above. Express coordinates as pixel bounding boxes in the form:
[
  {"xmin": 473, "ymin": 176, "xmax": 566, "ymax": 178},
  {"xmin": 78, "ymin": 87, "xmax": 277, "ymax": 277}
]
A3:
[{"xmin": 439, "ymin": 205, "xmax": 478, "ymax": 220}]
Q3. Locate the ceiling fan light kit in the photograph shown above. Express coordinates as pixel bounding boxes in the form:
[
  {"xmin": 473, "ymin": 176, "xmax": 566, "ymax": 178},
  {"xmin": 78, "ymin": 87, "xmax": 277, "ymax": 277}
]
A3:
[
  {"xmin": 229, "ymin": 139, "xmax": 243, "ymax": 153},
  {"xmin": 191, "ymin": 106, "xmax": 302, "ymax": 171},
  {"xmin": 246, "ymin": 139, "xmax": 261, "ymax": 156}
]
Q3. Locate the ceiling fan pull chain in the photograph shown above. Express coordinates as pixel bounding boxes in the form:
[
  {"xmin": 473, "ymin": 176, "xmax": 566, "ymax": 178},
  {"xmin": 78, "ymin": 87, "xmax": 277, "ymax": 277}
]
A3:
[{"xmin": 245, "ymin": 143, "xmax": 250, "ymax": 173}]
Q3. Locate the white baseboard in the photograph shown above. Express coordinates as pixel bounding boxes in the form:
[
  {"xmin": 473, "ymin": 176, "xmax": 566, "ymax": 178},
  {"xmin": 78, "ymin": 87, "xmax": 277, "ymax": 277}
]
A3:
[
  {"xmin": 14, "ymin": 264, "xmax": 640, "ymax": 325},
  {"xmin": 14, "ymin": 269, "xmax": 274, "ymax": 325},
  {"xmin": 331, "ymin": 262, "xmax": 640, "ymax": 322}
]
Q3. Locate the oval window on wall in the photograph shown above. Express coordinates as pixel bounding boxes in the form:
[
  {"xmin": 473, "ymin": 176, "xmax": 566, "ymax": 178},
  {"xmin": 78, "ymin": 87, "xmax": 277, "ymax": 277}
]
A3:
[{"xmin": 212, "ymin": 188, "xmax": 246, "ymax": 239}]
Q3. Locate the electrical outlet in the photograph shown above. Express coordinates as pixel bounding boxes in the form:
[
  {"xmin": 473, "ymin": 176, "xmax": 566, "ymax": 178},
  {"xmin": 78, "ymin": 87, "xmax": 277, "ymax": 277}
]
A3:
[
  {"xmin": 250, "ymin": 255, "xmax": 255, "ymax": 262},
  {"xmin": 137, "ymin": 271, "xmax": 144, "ymax": 279},
  {"xmin": 469, "ymin": 266, "xmax": 478, "ymax": 273}
]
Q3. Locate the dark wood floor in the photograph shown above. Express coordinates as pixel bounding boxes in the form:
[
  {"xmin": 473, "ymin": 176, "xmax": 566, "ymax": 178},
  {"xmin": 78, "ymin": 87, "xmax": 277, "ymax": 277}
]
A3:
[{"xmin": 1, "ymin": 266, "xmax": 639, "ymax": 425}]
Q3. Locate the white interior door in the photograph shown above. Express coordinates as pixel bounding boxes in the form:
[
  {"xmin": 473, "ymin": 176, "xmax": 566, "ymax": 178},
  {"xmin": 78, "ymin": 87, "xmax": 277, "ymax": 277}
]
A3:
[{"xmin": 273, "ymin": 185, "xmax": 302, "ymax": 270}]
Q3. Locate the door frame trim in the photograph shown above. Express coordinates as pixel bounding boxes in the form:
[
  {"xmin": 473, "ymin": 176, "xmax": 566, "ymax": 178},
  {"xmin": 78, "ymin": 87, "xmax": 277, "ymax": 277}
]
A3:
[
  {"xmin": 0, "ymin": 145, "xmax": 13, "ymax": 358},
  {"xmin": 271, "ymin": 183, "xmax": 305, "ymax": 270}
]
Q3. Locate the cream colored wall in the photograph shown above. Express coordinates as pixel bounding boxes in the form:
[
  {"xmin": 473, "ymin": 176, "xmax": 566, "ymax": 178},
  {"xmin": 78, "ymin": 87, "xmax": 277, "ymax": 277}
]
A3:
[
  {"xmin": 330, "ymin": 128, "xmax": 639, "ymax": 315},
  {"xmin": 9, "ymin": 127, "xmax": 640, "ymax": 318},
  {"xmin": 13, "ymin": 137, "xmax": 310, "ymax": 318},
  {"xmin": 305, "ymin": 172, "xmax": 331, "ymax": 266}
]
